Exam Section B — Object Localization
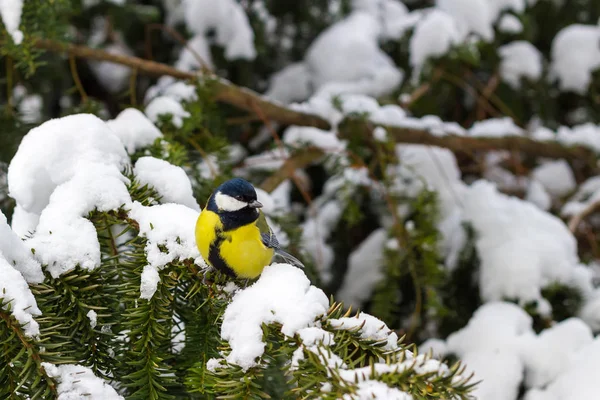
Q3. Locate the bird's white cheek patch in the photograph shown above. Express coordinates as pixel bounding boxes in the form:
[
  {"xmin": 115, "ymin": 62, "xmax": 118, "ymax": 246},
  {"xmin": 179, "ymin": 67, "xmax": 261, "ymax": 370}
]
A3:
[{"xmin": 215, "ymin": 191, "xmax": 247, "ymax": 211}]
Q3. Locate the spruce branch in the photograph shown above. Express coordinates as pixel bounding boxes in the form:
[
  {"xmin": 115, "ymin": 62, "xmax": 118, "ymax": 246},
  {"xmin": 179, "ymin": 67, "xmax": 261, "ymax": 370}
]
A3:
[{"xmin": 31, "ymin": 39, "xmax": 597, "ymax": 164}]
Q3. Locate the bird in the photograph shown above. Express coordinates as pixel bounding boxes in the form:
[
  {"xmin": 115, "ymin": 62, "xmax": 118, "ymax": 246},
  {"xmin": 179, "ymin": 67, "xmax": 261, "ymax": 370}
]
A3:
[{"xmin": 195, "ymin": 177, "xmax": 304, "ymax": 280}]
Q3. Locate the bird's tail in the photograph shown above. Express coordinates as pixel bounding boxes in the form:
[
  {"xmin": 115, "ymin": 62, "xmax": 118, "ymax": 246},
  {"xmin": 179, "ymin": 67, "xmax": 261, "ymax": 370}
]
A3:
[{"xmin": 274, "ymin": 248, "xmax": 305, "ymax": 269}]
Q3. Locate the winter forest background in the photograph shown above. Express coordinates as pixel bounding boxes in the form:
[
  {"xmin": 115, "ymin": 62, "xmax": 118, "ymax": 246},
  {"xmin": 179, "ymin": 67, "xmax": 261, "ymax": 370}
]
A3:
[{"xmin": 2, "ymin": 0, "xmax": 600, "ymax": 399}]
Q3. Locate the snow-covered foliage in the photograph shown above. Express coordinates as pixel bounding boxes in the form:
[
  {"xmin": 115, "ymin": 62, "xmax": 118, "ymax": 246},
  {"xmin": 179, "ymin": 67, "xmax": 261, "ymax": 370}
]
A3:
[{"xmin": 3, "ymin": 0, "xmax": 600, "ymax": 399}]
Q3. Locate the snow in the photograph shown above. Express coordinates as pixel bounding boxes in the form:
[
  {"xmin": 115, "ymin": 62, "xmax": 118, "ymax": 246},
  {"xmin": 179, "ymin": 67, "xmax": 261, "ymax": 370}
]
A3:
[
  {"xmin": 521, "ymin": 318, "xmax": 593, "ymax": 388},
  {"xmin": 106, "ymin": 108, "xmax": 163, "ymax": 154},
  {"xmin": 27, "ymin": 163, "xmax": 132, "ymax": 277},
  {"xmin": 305, "ymin": 11, "xmax": 403, "ymax": 99},
  {"xmin": 174, "ymin": 34, "xmax": 214, "ymax": 72},
  {"xmin": 0, "ymin": 0, "xmax": 24, "ymax": 44},
  {"xmin": 329, "ymin": 312, "xmax": 399, "ymax": 351},
  {"xmin": 301, "ymin": 200, "xmax": 343, "ymax": 283},
  {"xmin": 337, "ymin": 228, "xmax": 388, "ymax": 308},
  {"xmin": 526, "ymin": 180, "xmax": 551, "ymax": 211},
  {"xmin": 182, "ymin": 0, "xmax": 256, "ymax": 60},
  {"xmin": 0, "ymin": 210, "xmax": 43, "ymax": 283},
  {"xmin": 409, "ymin": 9, "xmax": 463, "ymax": 75},
  {"xmin": 498, "ymin": 14, "xmax": 523, "ymax": 34},
  {"xmin": 561, "ymin": 176, "xmax": 600, "ymax": 217},
  {"xmin": 139, "ymin": 264, "xmax": 160, "ymax": 300},
  {"xmin": 129, "ymin": 202, "xmax": 202, "ymax": 270},
  {"xmin": 220, "ymin": 263, "xmax": 329, "ymax": 370},
  {"xmin": 10, "ymin": 204, "xmax": 40, "ymax": 237},
  {"xmin": 88, "ymin": 43, "xmax": 132, "ymax": 93},
  {"xmin": 134, "ymin": 157, "xmax": 199, "ymax": 211},
  {"xmin": 42, "ymin": 363, "xmax": 123, "ymax": 400},
  {"xmin": 0, "ymin": 253, "xmax": 41, "ymax": 337},
  {"xmin": 498, "ymin": 41, "xmax": 543, "ymax": 89},
  {"xmin": 437, "ymin": 0, "xmax": 493, "ymax": 41},
  {"xmin": 463, "ymin": 180, "xmax": 583, "ymax": 306},
  {"xmin": 524, "ymin": 338, "xmax": 600, "ymax": 400},
  {"xmin": 87, "ymin": 310, "xmax": 98, "ymax": 329},
  {"xmin": 7, "ymin": 114, "xmax": 132, "ymax": 277},
  {"xmin": 8, "ymin": 114, "xmax": 129, "ymax": 215},
  {"xmin": 265, "ymin": 63, "xmax": 312, "ymax": 104},
  {"xmin": 342, "ymin": 381, "xmax": 413, "ymax": 400},
  {"xmin": 469, "ymin": 117, "xmax": 523, "ymax": 137},
  {"xmin": 580, "ymin": 289, "xmax": 600, "ymax": 331},
  {"xmin": 283, "ymin": 126, "xmax": 345, "ymax": 152},
  {"xmin": 550, "ymin": 24, "xmax": 600, "ymax": 94},
  {"xmin": 531, "ymin": 160, "xmax": 576, "ymax": 198},
  {"xmin": 145, "ymin": 96, "xmax": 191, "ymax": 128},
  {"xmin": 446, "ymin": 302, "xmax": 533, "ymax": 400}
]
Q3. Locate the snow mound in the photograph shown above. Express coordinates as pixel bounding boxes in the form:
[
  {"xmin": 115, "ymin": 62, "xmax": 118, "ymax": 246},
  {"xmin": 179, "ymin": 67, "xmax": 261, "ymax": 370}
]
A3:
[
  {"xmin": 220, "ymin": 263, "xmax": 329, "ymax": 370},
  {"xmin": 134, "ymin": 156, "xmax": 199, "ymax": 211},
  {"xmin": 42, "ymin": 363, "xmax": 123, "ymax": 400}
]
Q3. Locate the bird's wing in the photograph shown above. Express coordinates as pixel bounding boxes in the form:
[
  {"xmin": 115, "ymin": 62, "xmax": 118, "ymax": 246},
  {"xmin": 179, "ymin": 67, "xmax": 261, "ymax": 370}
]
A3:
[
  {"xmin": 256, "ymin": 211, "xmax": 305, "ymax": 269},
  {"xmin": 256, "ymin": 210, "xmax": 280, "ymax": 249}
]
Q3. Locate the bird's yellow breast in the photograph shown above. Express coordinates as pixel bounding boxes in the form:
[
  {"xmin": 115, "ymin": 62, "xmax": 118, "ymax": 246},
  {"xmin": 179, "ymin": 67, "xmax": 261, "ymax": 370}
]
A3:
[{"xmin": 195, "ymin": 209, "xmax": 274, "ymax": 279}]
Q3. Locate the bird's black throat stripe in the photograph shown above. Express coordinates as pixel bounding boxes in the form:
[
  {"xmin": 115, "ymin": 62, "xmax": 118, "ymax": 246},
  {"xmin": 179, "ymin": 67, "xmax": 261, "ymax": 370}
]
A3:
[{"xmin": 208, "ymin": 232, "xmax": 236, "ymax": 278}]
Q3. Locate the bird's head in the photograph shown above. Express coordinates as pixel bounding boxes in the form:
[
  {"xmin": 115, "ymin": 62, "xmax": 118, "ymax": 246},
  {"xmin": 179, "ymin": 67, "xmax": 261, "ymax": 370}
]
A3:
[{"xmin": 208, "ymin": 178, "xmax": 263, "ymax": 213}]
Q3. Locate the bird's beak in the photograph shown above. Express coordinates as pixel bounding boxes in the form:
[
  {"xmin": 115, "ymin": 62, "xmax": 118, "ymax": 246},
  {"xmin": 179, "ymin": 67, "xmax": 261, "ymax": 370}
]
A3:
[{"xmin": 248, "ymin": 200, "xmax": 263, "ymax": 209}]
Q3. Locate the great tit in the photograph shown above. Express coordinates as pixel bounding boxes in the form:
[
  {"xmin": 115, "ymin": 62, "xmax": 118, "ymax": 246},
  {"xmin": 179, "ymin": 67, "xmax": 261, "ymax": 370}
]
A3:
[{"xmin": 195, "ymin": 178, "xmax": 303, "ymax": 279}]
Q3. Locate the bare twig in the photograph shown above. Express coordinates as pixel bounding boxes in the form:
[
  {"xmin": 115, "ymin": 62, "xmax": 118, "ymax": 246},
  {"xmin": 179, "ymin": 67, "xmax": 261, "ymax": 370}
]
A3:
[
  {"xmin": 259, "ymin": 147, "xmax": 325, "ymax": 192},
  {"xmin": 338, "ymin": 118, "xmax": 597, "ymax": 163},
  {"xmin": 34, "ymin": 38, "xmax": 330, "ymax": 129},
  {"xmin": 568, "ymin": 199, "xmax": 600, "ymax": 233},
  {"xmin": 68, "ymin": 54, "xmax": 88, "ymax": 103}
]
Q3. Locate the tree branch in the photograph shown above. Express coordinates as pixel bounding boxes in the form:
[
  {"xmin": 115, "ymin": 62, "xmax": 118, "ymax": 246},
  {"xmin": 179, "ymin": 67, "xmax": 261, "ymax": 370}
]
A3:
[
  {"xmin": 35, "ymin": 39, "xmax": 598, "ymax": 165},
  {"xmin": 34, "ymin": 39, "xmax": 330, "ymax": 130},
  {"xmin": 338, "ymin": 119, "xmax": 598, "ymax": 163}
]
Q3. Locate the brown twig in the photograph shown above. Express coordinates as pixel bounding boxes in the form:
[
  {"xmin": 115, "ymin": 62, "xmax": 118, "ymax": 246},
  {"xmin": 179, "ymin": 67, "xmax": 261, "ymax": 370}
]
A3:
[
  {"xmin": 259, "ymin": 147, "xmax": 325, "ymax": 192},
  {"xmin": 34, "ymin": 38, "xmax": 330, "ymax": 129},
  {"xmin": 145, "ymin": 23, "xmax": 212, "ymax": 73},
  {"xmin": 129, "ymin": 67, "xmax": 138, "ymax": 106},
  {"xmin": 69, "ymin": 54, "xmax": 88, "ymax": 103},
  {"xmin": 568, "ymin": 199, "xmax": 600, "ymax": 233},
  {"xmin": 338, "ymin": 118, "xmax": 597, "ymax": 163}
]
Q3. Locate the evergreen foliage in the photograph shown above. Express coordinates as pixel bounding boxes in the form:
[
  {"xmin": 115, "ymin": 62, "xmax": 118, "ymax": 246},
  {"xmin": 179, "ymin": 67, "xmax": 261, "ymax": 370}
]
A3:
[{"xmin": 2, "ymin": 0, "xmax": 600, "ymax": 398}]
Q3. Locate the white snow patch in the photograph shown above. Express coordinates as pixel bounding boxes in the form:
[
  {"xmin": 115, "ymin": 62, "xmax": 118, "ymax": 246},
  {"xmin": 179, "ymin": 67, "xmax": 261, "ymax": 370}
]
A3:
[
  {"xmin": 0, "ymin": 254, "xmax": 41, "ymax": 337},
  {"xmin": 87, "ymin": 310, "xmax": 98, "ymax": 329},
  {"xmin": 88, "ymin": 43, "xmax": 132, "ymax": 93},
  {"xmin": 145, "ymin": 96, "xmax": 191, "ymax": 128},
  {"xmin": 531, "ymin": 160, "xmax": 576, "ymax": 198},
  {"xmin": 305, "ymin": 11, "xmax": 403, "ymax": 99},
  {"xmin": 524, "ymin": 338, "xmax": 600, "ymax": 400},
  {"xmin": 134, "ymin": 156, "xmax": 199, "ymax": 211},
  {"xmin": 498, "ymin": 14, "xmax": 523, "ymax": 34},
  {"xmin": 221, "ymin": 263, "xmax": 329, "ymax": 370},
  {"xmin": 129, "ymin": 202, "xmax": 202, "ymax": 270},
  {"xmin": 463, "ymin": 180, "xmax": 583, "ymax": 305},
  {"xmin": 446, "ymin": 302, "xmax": 533, "ymax": 400},
  {"xmin": 182, "ymin": 0, "xmax": 256, "ymax": 60},
  {"xmin": 8, "ymin": 114, "xmax": 129, "ymax": 215},
  {"xmin": 499, "ymin": 41, "xmax": 543, "ymax": 89},
  {"xmin": 0, "ymin": 210, "xmax": 43, "ymax": 283},
  {"xmin": 329, "ymin": 312, "xmax": 399, "ymax": 351},
  {"xmin": 550, "ymin": 24, "xmax": 600, "ymax": 94},
  {"xmin": 0, "ymin": 0, "xmax": 24, "ymax": 44},
  {"xmin": 522, "ymin": 318, "xmax": 593, "ymax": 389},
  {"xmin": 106, "ymin": 108, "xmax": 163, "ymax": 154},
  {"xmin": 337, "ymin": 228, "xmax": 388, "ymax": 308},
  {"xmin": 42, "ymin": 363, "xmax": 123, "ymax": 400},
  {"xmin": 140, "ymin": 265, "xmax": 160, "ymax": 300},
  {"xmin": 409, "ymin": 9, "xmax": 463, "ymax": 75}
]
